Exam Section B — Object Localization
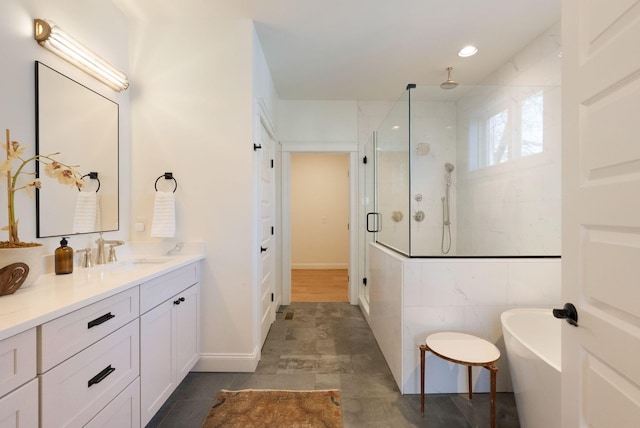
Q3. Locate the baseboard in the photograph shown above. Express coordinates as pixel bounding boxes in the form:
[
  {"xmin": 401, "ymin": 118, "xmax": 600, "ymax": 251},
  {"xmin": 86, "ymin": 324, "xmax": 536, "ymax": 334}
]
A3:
[
  {"xmin": 291, "ymin": 263, "xmax": 348, "ymax": 269},
  {"xmin": 192, "ymin": 349, "xmax": 260, "ymax": 372}
]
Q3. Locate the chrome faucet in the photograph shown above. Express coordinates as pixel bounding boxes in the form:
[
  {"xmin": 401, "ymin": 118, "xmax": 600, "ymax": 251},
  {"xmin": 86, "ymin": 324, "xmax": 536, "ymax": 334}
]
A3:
[
  {"xmin": 76, "ymin": 248, "xmax": 93, "ymax": 268},
  {"xmin": 95, "ymin": 233, "xmax": 125, "ymax": 264},
  {"xmin": 167, "ymin": 241, "xmax": 184, "ymax": 256}
]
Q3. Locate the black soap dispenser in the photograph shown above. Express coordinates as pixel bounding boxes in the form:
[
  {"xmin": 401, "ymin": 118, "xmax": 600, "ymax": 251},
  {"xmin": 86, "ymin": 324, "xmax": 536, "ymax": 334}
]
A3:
[{"xmin": 55, "ymin": 237, "xmax": 73, "ymax": 275}]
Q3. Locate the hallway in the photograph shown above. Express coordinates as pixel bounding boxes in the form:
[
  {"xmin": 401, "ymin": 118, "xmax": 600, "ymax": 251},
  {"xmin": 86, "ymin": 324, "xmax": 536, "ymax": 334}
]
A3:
[
  {"xmin": 148, "ymin": 302, "xmax": 520, "ymax": 427},
  {"xmin": 291, "ymin": 269, "xmax": 348, "ymax": 302}
]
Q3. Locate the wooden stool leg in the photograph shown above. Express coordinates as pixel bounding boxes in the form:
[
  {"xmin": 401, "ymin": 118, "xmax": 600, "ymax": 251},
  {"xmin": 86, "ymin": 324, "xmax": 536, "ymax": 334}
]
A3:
[
  {"xmin": 420, "ymin": 345, "xmax": 426, "ymax": 415},
  {"xmin": 467, "ymin": 365, "xmax": 473, "ymax": 399},
  {"xmin": 488, "ymin": 364, "xmax": 498, "ymax": 428}
]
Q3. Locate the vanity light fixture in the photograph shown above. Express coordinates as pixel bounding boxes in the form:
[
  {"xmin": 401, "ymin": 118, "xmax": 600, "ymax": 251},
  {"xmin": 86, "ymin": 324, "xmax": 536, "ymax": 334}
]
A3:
[
  {"xmin": 33, "ymin": 19, "xmax": 129, "ymax": 92},
  {"xmin": 458, "ymin": 45, "xmax": 478, "ymax": 58}
]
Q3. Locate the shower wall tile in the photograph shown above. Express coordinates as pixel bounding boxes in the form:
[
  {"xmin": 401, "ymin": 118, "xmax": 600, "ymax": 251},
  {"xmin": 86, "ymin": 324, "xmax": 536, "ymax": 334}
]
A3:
[
  {"xmin": 368, "ymin": 246, "xmax": 561, "ymax": 394},
  {"xmin": 507, "ymin": 259, "xmax": 561, "ymax": 305},
  {"xmin": 402, "ymin": 262, "xmax": 422, "ymax": 307},
  {"xmin": 402, "ymin": 305, "xmax": 465, "ymax": 393}
]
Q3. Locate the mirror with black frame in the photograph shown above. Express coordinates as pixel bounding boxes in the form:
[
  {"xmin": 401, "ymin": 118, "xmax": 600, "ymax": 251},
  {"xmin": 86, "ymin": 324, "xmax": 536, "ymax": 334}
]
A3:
[{"xmin": 35, "ymin": 61, "xmax": 119, "ymax": 238}]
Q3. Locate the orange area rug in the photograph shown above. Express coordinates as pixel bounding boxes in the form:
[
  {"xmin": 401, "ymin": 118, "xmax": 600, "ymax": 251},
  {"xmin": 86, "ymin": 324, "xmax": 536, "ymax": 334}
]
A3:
[{"xmin": 201, "ymin": 389, "xmax": 343, "ymax": 428}]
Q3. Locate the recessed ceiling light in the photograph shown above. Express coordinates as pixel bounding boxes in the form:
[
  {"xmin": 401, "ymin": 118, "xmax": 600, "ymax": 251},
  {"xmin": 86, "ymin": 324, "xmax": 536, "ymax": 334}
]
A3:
[
  {"xmin": 458, "ymin": 45, "xmax": 478, "ymax": 58},
  {"xmin": 392, "ymin": 125, "xmax": 400, "ymax": 130}
]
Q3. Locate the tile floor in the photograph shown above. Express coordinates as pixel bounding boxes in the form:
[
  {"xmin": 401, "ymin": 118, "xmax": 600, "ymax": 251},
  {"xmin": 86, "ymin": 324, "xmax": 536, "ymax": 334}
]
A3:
[{"xmin": 147, "ymin": 302, "xmax": 521, "ymax": 427}]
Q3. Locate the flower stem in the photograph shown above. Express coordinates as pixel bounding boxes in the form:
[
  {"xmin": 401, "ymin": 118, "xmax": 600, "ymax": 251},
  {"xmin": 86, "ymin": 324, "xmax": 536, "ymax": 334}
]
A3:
[{"xmin": 5, "ymin": 129, "xmax": 18, "ymax": 244}]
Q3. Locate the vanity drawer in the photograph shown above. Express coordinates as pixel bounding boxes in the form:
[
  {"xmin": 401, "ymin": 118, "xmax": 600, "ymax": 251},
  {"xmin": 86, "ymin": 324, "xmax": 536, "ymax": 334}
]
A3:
[
  {"xmin": 140, "ymin": 262, "xmax": 199, "ymax": 314},
  {"xmin": 86, "ymin": 378, "xmax": 140, "ymax": 428},
  {"xmin": 40, "ymin": 319, "xmax": 139, "ymax": 428},
  {"xmin": 39, "ymin": 287, "xmax": 139, "ymax": 373},
  {"xmin": 0, "ymin": 328, "xmax": 36, "ymax": 398}
]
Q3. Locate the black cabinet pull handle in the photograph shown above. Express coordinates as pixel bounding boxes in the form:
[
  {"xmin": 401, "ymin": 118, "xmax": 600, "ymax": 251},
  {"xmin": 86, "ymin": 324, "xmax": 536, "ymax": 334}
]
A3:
[
  {"xmin": 88, "ymin": 365, "xmax": 116, "ymax": 387},
  {"xmin": 260, "ymin": 246, "xmax": 268, "ymax": 253},
  {"xmin": 88, "ymin": 312, "xmax": 115, "ymax": 329}
]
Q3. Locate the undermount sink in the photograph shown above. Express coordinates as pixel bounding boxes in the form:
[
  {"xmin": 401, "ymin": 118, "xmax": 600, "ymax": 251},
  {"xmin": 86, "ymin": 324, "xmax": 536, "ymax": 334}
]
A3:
[
  {"xmin": 132, "ymin": 258, "xmax": 170, "ymax": 264},
  {"xmin": 82, "ymin": 257, "xmax": 169, "ymax": 272}
]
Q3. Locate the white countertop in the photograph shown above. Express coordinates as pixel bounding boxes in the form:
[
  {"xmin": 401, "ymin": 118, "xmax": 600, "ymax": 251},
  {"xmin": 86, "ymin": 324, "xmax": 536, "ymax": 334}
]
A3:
[{"xmin": 0, "ymin": 242, "xmax": 204, "ymax": 341}]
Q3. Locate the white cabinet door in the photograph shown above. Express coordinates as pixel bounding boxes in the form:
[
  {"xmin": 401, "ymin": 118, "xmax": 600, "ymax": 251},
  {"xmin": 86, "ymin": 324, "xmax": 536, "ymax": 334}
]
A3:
[
  {"xmin": 140, "ymin": 299, "xmax": 174, "ymax": 427},
  {"xmin": 175, "ymin": 284, "xmax": 200, "ymax": 384},
  {"xmin": 0, "ymin": 329, "xmax": 36, "ymax": 398},
  {"xmin": 140, "ymin": 283, "xmax": 201, "ymax": 426}
]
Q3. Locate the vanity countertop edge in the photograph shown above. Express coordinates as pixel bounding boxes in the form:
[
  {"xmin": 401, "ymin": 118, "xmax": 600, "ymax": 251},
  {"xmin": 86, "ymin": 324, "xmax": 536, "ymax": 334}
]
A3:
[{"xmin": 0, "ymin": 252, "xmax": 205, "ymax": 342}]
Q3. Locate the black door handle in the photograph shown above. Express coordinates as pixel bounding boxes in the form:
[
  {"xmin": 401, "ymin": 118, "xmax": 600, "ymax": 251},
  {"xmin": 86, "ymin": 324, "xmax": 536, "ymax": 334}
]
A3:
[
  {"xmin": 553, "ymin": 303, "xmax": 578, "ymax": 327},
  {"xmin": 260, "ymin": 246, "xmax": 268, "ymax": 253},
  {"xmin": 366, "ymin": 212, "xmax": 380, "ymax": 233}
]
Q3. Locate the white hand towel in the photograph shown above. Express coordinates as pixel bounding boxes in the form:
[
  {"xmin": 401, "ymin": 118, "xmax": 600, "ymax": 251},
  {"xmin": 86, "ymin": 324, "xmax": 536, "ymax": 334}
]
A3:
[
  {"xmin": 151, "ymin": 191, "xmax": 176, "ymax": 238},
  {"xmin": 73, "ymin": 191, "xmax": 97, "ymax": 233},
  {"xmin": 95, "ymin": 193, "xmax": 102, "ymax": 231}
]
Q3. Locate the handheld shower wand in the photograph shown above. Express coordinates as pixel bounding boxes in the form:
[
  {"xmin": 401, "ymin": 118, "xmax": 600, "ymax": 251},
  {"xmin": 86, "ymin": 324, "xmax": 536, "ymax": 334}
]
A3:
[{"xmin": 441, "ymin": 163, "xmax": 455, "ymax": 254}]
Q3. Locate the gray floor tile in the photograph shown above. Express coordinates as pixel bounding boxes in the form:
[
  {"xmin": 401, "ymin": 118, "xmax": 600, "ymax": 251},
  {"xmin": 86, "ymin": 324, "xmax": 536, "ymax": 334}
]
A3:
[
  {"xmin": 147, "ymin": 302, "xmax": 520, "ymax": 427},
  {"xmin": 230, "ymin": 373, "xmax": 317, "ymax": 391}
]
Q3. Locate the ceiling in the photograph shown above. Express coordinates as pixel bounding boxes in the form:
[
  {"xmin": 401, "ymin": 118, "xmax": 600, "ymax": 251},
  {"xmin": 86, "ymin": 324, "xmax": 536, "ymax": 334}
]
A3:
[{"xmin": 115, "ymin": 0, "xmax": 560, "ymax": 101}]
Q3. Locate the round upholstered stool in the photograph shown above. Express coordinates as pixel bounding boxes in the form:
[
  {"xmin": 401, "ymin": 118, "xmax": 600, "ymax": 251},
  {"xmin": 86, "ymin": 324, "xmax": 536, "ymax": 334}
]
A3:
[{"xmin": 419, "ymin": 332, "xmax": 500, "ymax": 428}]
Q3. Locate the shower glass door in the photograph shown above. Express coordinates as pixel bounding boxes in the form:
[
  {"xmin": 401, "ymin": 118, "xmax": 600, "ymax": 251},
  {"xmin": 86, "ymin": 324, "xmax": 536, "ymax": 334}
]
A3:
[{"xmin": 375, "ymin": 90, "xmax": 411, "ymax": 255}]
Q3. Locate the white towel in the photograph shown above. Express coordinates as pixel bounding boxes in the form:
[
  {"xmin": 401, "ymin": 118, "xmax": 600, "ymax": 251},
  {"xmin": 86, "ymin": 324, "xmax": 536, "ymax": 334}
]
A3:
[
  {"xmin": 95, "ymin": 193, "xmax": 102, "ymax": 231},
  {"xmin": 151, "ymin": 191, "xmax": 176, "ymax": 238},
  {"xmin": 73, "ymin": 191, "xmax": 97, "ymax": 233}
]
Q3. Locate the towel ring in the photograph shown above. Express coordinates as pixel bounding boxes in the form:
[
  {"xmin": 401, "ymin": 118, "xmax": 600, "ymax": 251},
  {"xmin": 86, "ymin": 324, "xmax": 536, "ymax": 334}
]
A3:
[
  {"xmin": 78, "ymin": 172, "xmax": 100, "ymax": 193},
  {"xmin": 154, "ymin": 172, "xmax": 178, "ymax": 193}
]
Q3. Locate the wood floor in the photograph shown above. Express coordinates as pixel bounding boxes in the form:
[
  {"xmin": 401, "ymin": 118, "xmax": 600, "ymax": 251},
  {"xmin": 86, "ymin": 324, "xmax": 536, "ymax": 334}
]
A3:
[{"xmin": 291, "ymin": 269, "xmax": 348, "ymax": 302}]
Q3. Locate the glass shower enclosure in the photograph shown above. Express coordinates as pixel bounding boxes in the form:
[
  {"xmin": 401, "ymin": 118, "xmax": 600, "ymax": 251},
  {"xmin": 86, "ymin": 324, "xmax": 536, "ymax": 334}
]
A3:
[{"xmin": 367, "ymin": 83, "xmax": 561, "ymax": 257}]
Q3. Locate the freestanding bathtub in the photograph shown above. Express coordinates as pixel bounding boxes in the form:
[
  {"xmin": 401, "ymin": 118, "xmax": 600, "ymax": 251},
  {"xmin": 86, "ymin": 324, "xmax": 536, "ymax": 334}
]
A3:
[{"xmin": 501, "ymin": 308, "xmax": 561, "ymax": 428}]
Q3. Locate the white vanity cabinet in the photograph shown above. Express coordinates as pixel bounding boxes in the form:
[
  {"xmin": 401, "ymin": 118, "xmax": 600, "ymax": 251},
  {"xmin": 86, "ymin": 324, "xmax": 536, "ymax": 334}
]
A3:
[
  {"xmin": 140, "ymin": 263, "xmax": 200, "ymax": 426},
  {"xmin": 0, "ymin": 328, "xmax": 38, "ymax": 427},
  {"xmin": 38, "ymin": 287, "xmax": 140, "ymax": 428}
]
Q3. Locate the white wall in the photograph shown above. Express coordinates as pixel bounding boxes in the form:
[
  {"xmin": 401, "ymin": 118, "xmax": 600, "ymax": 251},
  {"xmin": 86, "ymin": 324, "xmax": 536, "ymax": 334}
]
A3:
[
  {"xmin": 278, "ymin": 100, "xmax": 358, "ymax": 143},
  {"xmin": 128, "ymin": 15, "xmax": 276, "ymax": 370},
  {"xmin": 291, "ymin": 153, "xmax": 349, "ymax": 269},
  {"xmin": 0, "ymin": 0, "xmax": 130, "ymax": 250}
]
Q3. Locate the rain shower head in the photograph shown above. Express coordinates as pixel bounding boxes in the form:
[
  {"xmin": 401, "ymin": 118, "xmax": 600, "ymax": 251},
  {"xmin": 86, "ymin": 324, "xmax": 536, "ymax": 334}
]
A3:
[
  {"xmin": 440, "ymin": 67, "xmax": 459, "ymax": 90},
  {"xmin": 445, "ymin": 162, "xmax": 455, "ymax": 173}
]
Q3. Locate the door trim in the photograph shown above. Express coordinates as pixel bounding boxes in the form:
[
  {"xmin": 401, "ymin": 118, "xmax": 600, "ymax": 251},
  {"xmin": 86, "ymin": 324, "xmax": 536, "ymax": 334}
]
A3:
[{"xmin": 281, "ymin": 141, "xmax": 359, "ymax": 305}]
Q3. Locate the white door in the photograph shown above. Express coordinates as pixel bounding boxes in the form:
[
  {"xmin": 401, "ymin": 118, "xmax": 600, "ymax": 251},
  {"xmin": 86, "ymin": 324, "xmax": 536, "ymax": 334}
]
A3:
[
  {"xmin": 562, "ymin": 0, "xmax": 640, "ymax": 425},
  {"xmin": 258, "ymin": 119, "xmax": 276, "ymax": 347}
]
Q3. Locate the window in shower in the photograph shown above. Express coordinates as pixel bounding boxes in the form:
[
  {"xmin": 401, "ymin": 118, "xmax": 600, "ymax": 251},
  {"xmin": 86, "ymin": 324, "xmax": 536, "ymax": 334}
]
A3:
[
  {"xmin": 520, "ymin": 90, "xmax": 544, "ymax": 156},
  {"xmin": 474, "ymin": 89, "xmax": 544, "ymax": 169},
  {"xmin": 487, "ymin": 109, "xmax": 510, "ymax": 165}
]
